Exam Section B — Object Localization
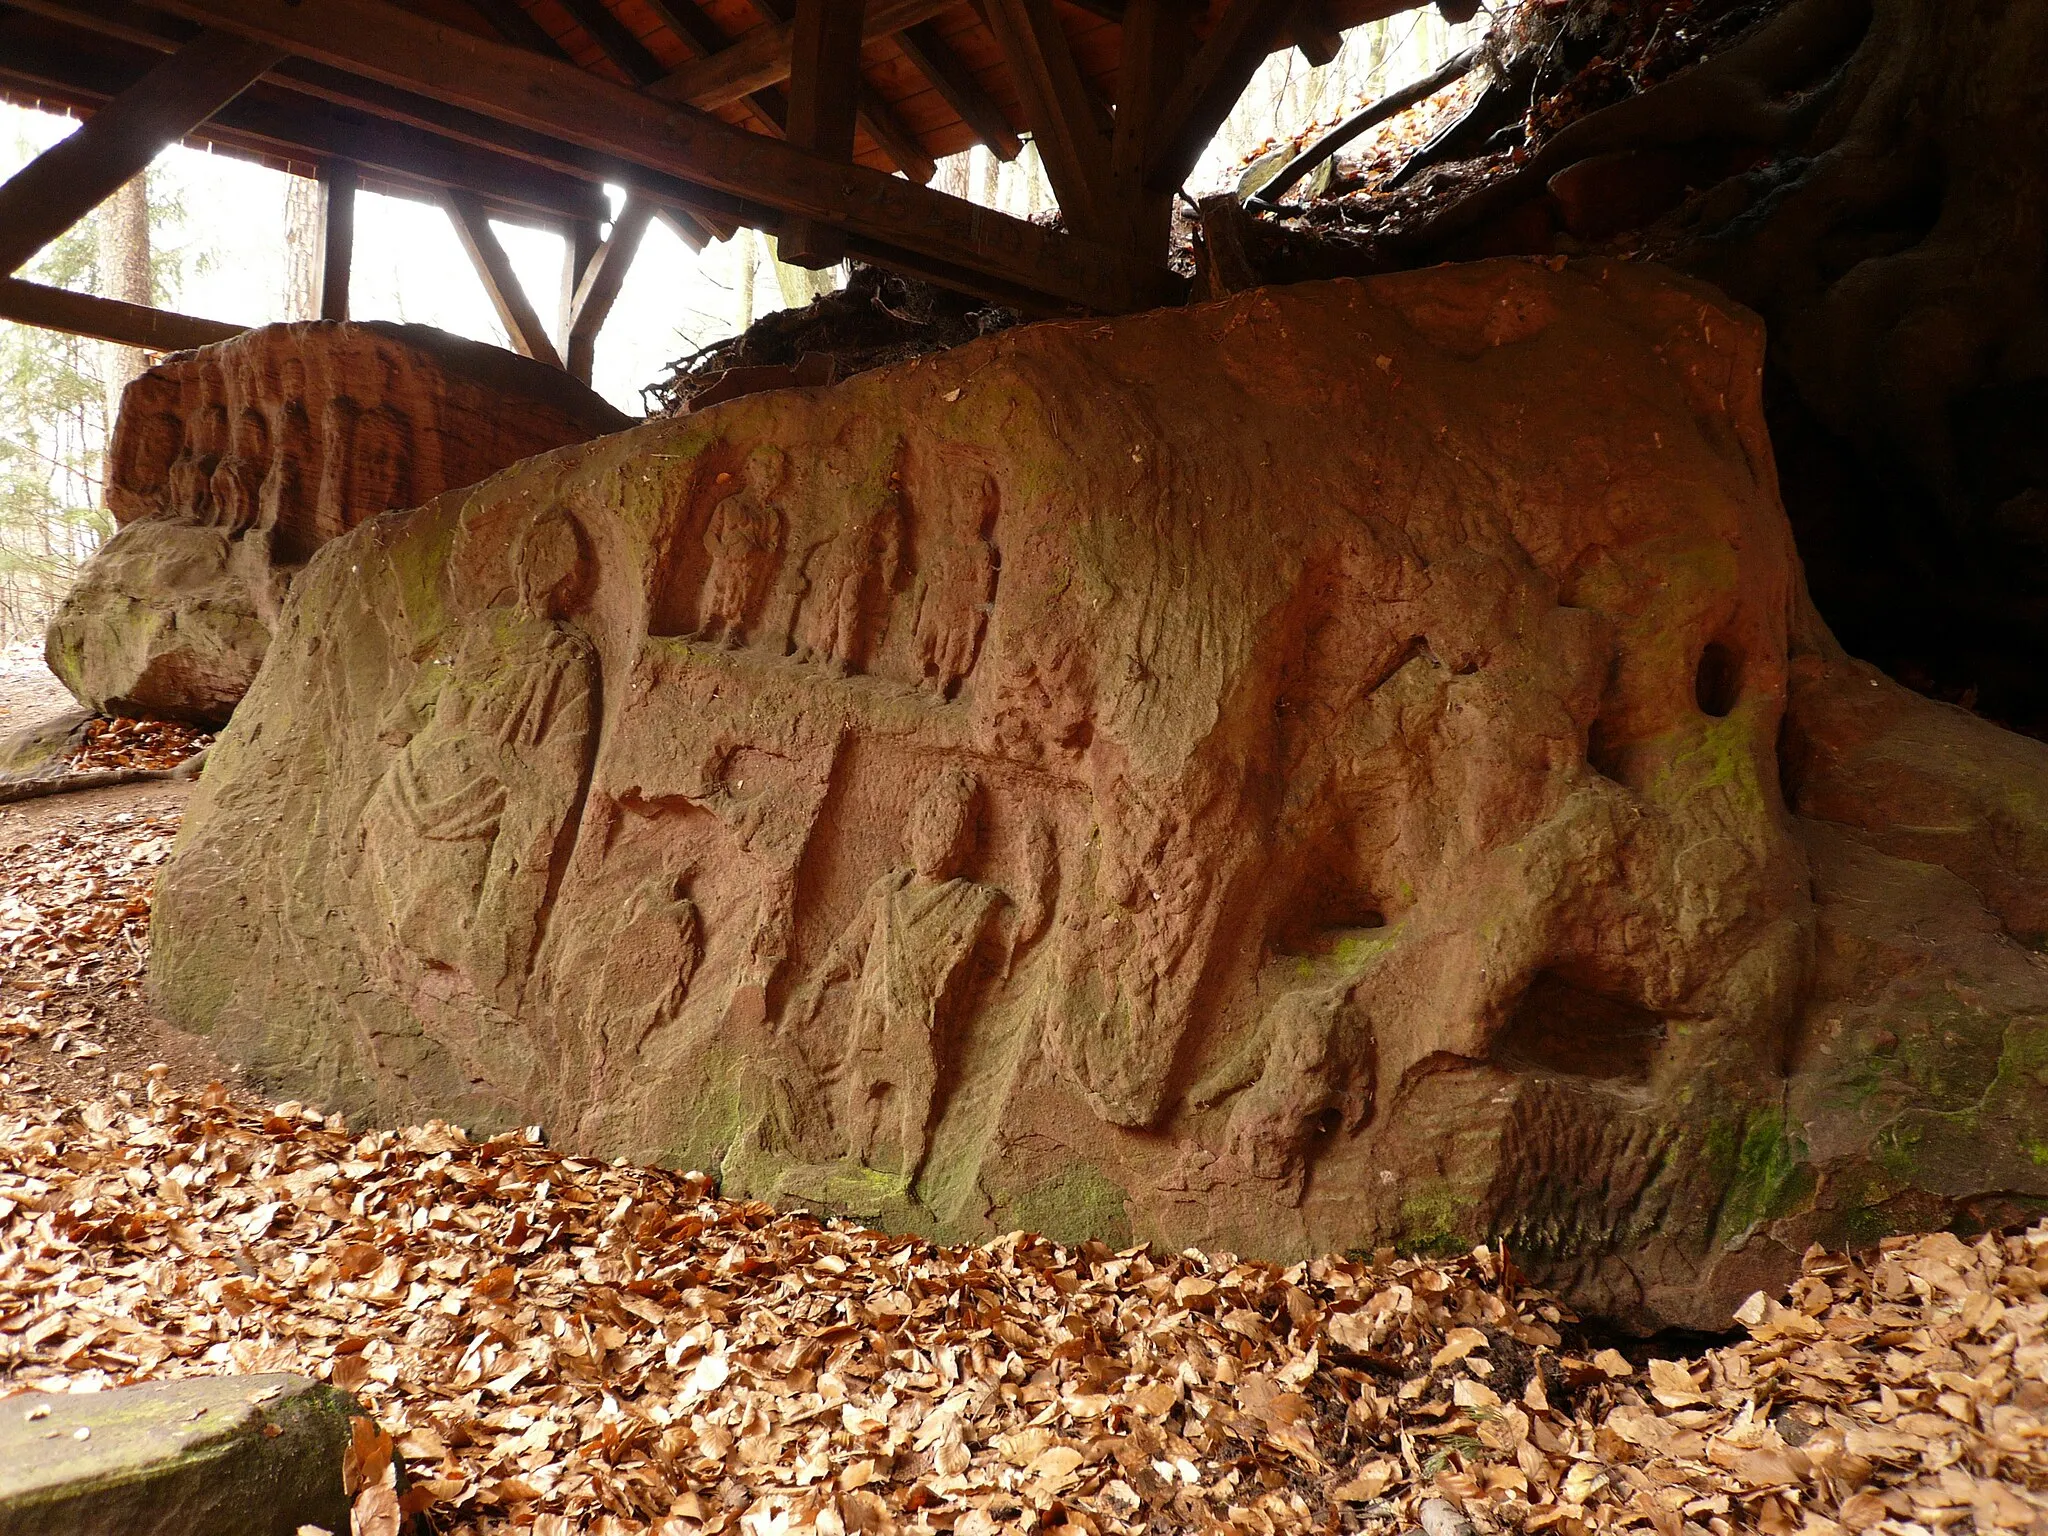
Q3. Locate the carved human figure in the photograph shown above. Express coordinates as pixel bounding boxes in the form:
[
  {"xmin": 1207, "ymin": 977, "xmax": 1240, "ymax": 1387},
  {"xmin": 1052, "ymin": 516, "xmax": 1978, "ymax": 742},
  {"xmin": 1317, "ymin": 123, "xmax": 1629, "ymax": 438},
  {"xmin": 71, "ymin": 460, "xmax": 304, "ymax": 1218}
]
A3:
[
  {"xmin": 167, "ymin": 370, "xmax": 227, "ymax": 519},
  {"xmin": 910, "ymin": 471, "xmax": 998, "ymax": 697},
  {"xmin": 350, "ymin": 406, "xmax": 416, "ymax": 526},
  {"xmin": 551, "ymin": 870, "xmax": 703, "ymax": 1086},
  {"xmin": 796, "ymin": 767, "xmax": 1007, "ymax": 1178},
  {"xmin": 359, "ymin": 507, "xmax": 599, "ymax": 1004},
  {"xmin": 795, "ymin": 475, "xmax": 905, "ymax": 674},
  {"xmin": 210, "ymin": 407, "xmax": 271, "ymax": 530},
  {"xmin": 262, "ymin": 363, "xmax": 321, "ymax": 565},
  {"xmin": 699, "ymin": 446, "xmax": 786, "ymax": 645},
  {"xmin": 1190, "ymin": 980, "xmax": 1376, "ymax": 1205}
]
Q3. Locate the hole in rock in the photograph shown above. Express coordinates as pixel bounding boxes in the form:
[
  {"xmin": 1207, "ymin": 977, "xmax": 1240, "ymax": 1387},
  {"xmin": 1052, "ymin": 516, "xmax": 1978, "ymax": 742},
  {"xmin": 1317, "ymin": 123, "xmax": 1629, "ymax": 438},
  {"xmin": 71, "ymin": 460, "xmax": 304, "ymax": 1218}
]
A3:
[
  {"xmin": 1492, "ymin": 972, "xmax": 1666, "ymax": 1083},
  {"xmin": 1695, "ymin": 640, "xmax": 1741, "ymax": 718}
]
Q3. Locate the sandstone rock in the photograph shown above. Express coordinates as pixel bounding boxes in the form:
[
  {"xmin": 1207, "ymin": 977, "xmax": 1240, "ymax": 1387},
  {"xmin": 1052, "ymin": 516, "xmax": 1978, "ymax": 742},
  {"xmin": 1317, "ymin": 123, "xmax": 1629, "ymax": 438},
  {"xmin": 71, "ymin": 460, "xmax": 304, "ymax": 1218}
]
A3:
[
  {"xmin": 152, "ymin": 261, "xmax": 2048, "ymax": 1329},
  {"xmin": 46, "ymin": 321, "xmax": 629, "ymax": 725},
  {"xmin": 0, "ymin": 1374, "xmax": 367, "ymax": 1536}
]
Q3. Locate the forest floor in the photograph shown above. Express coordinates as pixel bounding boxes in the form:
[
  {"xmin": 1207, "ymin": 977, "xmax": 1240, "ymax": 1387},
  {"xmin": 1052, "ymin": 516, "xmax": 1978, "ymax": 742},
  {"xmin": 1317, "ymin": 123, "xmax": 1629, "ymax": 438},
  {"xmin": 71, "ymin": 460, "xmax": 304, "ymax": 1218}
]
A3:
[{"xmin": 2, "ymin": 642, "xmax": 2046, "ymax": 1536}]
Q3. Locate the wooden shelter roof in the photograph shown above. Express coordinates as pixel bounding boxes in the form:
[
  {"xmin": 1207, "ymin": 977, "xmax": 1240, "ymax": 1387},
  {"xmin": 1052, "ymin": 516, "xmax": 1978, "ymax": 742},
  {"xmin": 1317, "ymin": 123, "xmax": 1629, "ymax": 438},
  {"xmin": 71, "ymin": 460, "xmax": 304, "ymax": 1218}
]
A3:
[{"xmin": 0, "ymin": 0, "xmax": 1441, "ymax": 376}]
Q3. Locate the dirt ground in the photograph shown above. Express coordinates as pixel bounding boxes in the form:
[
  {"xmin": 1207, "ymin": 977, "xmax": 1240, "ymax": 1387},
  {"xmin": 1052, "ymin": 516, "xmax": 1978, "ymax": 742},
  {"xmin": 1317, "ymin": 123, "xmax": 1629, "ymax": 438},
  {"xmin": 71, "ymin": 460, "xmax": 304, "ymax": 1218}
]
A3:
[{"xmin": 0, "ymin": 640, "xmax": 71, "ymax": 730}]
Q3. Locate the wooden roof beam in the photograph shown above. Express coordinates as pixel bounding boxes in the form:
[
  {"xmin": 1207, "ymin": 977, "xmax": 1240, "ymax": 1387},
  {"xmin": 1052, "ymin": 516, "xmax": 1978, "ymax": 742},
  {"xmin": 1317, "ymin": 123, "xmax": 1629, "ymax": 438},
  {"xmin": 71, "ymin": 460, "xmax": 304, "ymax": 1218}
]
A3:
[
  {"xmin": 648, "ymin": 0, "xmax": 953, "ymax": 110},
  {"xmin": 0, "ymin": 26, "xmax": 283, "ymax": 274},
  {"xmin": 446, "ymin": 187, "xmax": 565, "ymax": 367},
  {"xmin": 1143, "ymin": 0, "xmax": 1292, "ymax": 192},
  {"xmin": 129, "ymin": 0, "xmax": 1181, "ymax": 312},
  {"xmin": 565, "ymin": 194, "xmax": 654, "ymax": 380},
  {"xmin": 982, "ymin": 0, "xmax": 1112, "ymax": 237},
  {"xmin": 0, "ymin": 5, "xmax": 615, "ymax": 227},
  {"xmin": 0, "ymin": 273, "xmax": 243, "ymax": 350},
  {"xmin": 895, "ymin": 20, "xmax": 1022, "ymax": 161}
]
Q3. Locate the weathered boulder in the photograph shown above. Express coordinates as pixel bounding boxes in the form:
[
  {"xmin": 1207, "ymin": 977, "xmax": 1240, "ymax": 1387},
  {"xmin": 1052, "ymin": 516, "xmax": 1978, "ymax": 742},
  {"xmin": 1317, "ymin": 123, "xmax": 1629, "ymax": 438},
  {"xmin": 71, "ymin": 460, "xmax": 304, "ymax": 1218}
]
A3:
[
  {"xmin": 0, "ymin": 1374, "xmax": 368, "ymax": 1536},
  {"xmin": 153, "ymin": 261, "xmax": 2048, "ymax": 1329},
  {"xmin": 47, "ymin": 321, "xmax": 629, "ymax": 725}
]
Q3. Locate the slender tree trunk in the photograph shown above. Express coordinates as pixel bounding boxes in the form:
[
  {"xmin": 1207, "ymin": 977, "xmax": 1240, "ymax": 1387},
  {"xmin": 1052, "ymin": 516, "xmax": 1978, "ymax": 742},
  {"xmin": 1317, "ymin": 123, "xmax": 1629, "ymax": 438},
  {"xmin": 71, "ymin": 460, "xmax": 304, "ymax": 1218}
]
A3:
[
  {"xmin": 95, "ymin": 174, "xmax": 151, "ymax": 427},
  {"xmin": 735, "ymin": 228, "xmax": 757, "ymax": 331},
  {"xmin": 282, "ymin": 172, "xmax": 326, "ymax": 322}
]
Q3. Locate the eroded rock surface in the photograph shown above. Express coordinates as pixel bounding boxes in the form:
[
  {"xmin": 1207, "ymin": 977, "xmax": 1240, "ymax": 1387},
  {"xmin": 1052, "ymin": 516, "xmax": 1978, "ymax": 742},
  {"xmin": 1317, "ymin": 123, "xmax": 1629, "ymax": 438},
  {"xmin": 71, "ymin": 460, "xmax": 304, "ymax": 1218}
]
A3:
[
  {"xmin": 153, "ymin": 262, "xmax": 2048, "ymax": 1328},
  {"xmin": 47, "ymin": 321, "xmax": 628, "ymax": 724}
]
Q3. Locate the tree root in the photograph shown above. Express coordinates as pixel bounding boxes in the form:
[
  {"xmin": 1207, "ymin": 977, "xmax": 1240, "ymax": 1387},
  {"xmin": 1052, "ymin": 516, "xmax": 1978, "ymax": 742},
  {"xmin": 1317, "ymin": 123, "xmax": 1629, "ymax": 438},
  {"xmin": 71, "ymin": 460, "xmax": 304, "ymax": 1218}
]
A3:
[{"xmin": 0, "ymin": 749, "xmax": 209, "ymax": 806}]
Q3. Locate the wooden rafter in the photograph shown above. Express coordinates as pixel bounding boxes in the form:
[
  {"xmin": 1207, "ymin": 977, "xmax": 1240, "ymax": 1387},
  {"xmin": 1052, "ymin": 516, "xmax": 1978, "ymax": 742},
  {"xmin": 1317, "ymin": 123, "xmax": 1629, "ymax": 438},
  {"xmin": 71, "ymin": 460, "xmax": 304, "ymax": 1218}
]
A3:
[
  {"xmin": 446, "ymin": 188, "xmax": 565, "ymax": 367},
  {"xmin": 564, "ymin": 195, "xmax": 653, "ymax": 380},
  {"xmin": 739, "ymin": 0, "xmax": 935, "ymax": 185},
  {"xmin": 895, "ymin": 20, "xmax": 1021, "ymax": 161},
  {"xmin": 982, "ymin": 0, "xmax": 1112, "ymax": 236},
  {"xmin": 130, "ymin": 0, "xmax": 1181, "ymax": 312},
  {"xmin": 0, "ymin": 274, "xmax": 242, "ymax": 350},
  {"xmin": 1144, "ymin": 0, "xmax": 1294, "ymax": 191},
  {"xmin": 0, "ymin": 6, "xmax": 615, "ymax": 228},
  {"xmin": 0, "ymin": 26, "xmax": 283, "ymax": 274},
  {"xmin": 648, "ymin": 0, "xmax": 952, "ymax": 110}
]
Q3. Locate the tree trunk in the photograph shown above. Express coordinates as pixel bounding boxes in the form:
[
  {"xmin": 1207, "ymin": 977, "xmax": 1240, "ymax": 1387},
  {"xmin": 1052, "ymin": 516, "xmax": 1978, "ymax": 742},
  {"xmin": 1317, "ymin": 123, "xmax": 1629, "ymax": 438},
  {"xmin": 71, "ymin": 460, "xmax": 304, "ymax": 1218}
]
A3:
[
  {"xmin": 282, "ymin": 171, "xmax": 326, "ymax": 322},
  {"xmin": 95, "ymin": 174, "xmax": 151, "ymax": 426}
]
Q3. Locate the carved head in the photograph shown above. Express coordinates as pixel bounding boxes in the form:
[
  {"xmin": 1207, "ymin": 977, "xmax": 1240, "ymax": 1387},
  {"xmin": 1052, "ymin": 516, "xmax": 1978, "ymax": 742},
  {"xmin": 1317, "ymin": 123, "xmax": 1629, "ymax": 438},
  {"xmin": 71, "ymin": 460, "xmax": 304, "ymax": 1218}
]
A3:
[
  {"xmin": 514, "ymin": 506, "xmax": 590, "ymax": 620},
  {"xmin": 742, "ymin": 444, "xmax": 786, "ymax": 496},
  {"xmin": 908, "ymin": 766, "xmax": 980, "ymax": 881}
]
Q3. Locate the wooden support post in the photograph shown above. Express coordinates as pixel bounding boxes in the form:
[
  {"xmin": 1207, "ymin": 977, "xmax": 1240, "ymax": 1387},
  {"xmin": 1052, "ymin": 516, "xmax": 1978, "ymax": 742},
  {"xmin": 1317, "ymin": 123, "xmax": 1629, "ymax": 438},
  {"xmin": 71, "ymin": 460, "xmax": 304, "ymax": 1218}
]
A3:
[
  {"xmin": 559, "ymin": 215, "xmax": 602, "ymax": 346},
  {"xmin": 0, "ymin": 274, "xmax": 243, "ymax": 351},
  {"xmin": 983, "ymin": 0, "xmax": 1112, "ymax": 237},
  {"xmin": 317, "ymin": 159, "xmax": 356, "ymax": 321},
  {"xmin": 445, "ymin": 189, "xmax": 565, "ymax": 368},
  {"xmin": 896, "ymin": 21, "xmax": 1022, "ymax": 161},
  {"xmin": 1110, "ymin": 0, "xmax": 1195, "ymax": 261},
  {"xmin": 1144, "ymin": 0, "xmax": 1294, "ymax": 193},
  {"xmin": 0, "ymin": 27, "xmax": 284, "ymax": 275},
  {"xmin": 781, "ymin": 0, "xmax": 866, "ymax": 268},
  {"xmin": 565, "ymin": 196, "xmax": 655, "ymax": 382}
]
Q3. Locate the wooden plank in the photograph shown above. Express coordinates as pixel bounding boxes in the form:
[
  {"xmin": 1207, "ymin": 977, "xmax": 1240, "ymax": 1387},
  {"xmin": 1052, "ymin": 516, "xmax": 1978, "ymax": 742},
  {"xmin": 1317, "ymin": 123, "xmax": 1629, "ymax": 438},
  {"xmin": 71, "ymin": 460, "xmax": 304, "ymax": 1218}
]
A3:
[
  {"xmin": 648, "ymin": 0, "xmax": 951, "ymax": 109},
  {"xmin": 565, "ymin": 195, "xmax": 654, "ymax": 380},
  {"xmin": 740, "ymin": 0, "xmax": 935, "ymax": 187},
  {"xmin": 445, "ymin": 189, "xmax": 566, "ymax": 367},
  {"xmin": 894, "ymin": 20, "xmax": 1020, "ymax": 160},
  {"xmin": 1143, "ymin": 0, "xmax": 1292, "ymax": 191},
  {"xmin": 781, "ymin": 0, "xmax": 866, "ymax": 266},
  {"xmin": 1108, "ymin": 0, "xmax": 1193, "ymax": 257},
  {"xmin": 981, "ymin": 0, "xmax": 1110, "ymax": 234},
  {"xmin": 0, "ymin": 274, "xmax": 243, "ymax": 350},
  {"xmin": 0, "ymin": 27, "xmax": 284, "ymax": 274},
  {"xmin": 137, "ymin": 0, "xmax": 1181, "ymax": 312},
  {"xmin": 318, "ymin": 158, "xmax": 356, "ymax": 320}
]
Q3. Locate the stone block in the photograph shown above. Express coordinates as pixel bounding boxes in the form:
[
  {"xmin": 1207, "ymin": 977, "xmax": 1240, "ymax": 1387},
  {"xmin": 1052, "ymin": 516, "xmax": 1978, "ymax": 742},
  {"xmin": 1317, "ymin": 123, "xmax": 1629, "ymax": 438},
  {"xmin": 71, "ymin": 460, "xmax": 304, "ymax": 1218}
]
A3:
[{"xmin": 0, "ymin": 1374, "xmax": 367, "ymax": 1536}]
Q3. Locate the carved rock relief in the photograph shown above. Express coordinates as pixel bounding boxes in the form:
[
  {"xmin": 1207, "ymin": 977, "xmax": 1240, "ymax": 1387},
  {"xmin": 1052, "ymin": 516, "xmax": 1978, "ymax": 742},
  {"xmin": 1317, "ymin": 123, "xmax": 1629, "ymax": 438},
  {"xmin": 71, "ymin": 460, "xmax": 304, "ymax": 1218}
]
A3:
[
  {"xmin": 154, "ymin": 262, "xmax": 2048, "ymax": 1330},
  {"xmin": 46, "ymin": 321, "xmax": 626, "ymax": 724}
]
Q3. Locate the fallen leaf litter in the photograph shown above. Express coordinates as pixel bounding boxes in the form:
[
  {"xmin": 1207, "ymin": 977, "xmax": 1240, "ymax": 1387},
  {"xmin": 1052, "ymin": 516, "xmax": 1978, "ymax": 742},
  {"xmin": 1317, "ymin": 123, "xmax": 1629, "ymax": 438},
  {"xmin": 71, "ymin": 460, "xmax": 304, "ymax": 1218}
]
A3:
[{"xmin": 2, "ymin": 1070, "xmax": 2046, "ymax": 1535}]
